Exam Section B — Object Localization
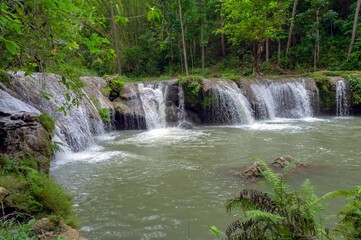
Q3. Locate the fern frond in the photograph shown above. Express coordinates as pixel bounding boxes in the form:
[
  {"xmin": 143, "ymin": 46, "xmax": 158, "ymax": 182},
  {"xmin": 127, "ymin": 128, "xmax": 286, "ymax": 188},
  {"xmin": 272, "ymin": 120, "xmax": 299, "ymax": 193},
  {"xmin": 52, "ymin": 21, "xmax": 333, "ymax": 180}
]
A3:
[
  {"xmin": 239, "ymin": 189, "xmax": 283, "ymax": 214},
  {"xmin": 226, "ymin": 197, "xmax": 241, "ymax": 214},
  {"xmin": 244, "ymin": 210, "xmax": 284, "ymax": 223},
  {"xmin": 309, "ymin": 190, "xmax": 356, "ymax": 208}
]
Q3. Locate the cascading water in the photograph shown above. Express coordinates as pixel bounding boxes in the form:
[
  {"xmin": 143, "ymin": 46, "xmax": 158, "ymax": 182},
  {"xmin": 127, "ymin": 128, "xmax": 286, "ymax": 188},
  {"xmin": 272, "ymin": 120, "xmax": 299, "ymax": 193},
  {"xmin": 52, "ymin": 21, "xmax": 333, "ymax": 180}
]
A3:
[
  {"xmin": 138, "ymin": 83, "xmax": 167, "ymax": 129},
  {"xmin": 0, "ymin": 89, "xmax": 40, "ymax": 114},
  {"xmin": 177, "ymin": 85, "xmax": 188, "ymax": 126},
  {"xmin": 250, "ymin": 80, "xmax": 313, "ymax": 119},
  {"xmin": 210, "ymin": 80, "xmax": 254, "ymax": 125},
  {"xmin": 336, "ymin": 79, "xmax": 350, "ymax": 116},
  {"xmin": 7, "ymin": 72, "xmax": 106, "ymax": 152}
]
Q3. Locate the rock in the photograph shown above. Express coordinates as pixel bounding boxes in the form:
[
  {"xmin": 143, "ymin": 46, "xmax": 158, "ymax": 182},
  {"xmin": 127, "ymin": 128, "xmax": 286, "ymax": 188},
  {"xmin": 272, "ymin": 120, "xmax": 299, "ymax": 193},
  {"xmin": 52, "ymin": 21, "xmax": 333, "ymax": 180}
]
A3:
[
  {"xmin": 61, "ymin": 228, "xmax": 87, "ymax": 240},
  {"xmin": 272, "ymin": 155, "xmax": 295, "ymax": 168},
  {"xmin": 22, "ymin": 112, "xmax": 37, "ymax": 122},
  {"xmin": 242, "ymin": 162, "xmax": 265, "ymax": 181},
  {"xmin": 32, "ymin": 218, "xmax": 55, "ymax": 232},
  {"xmin": 0, "ymin": 187, "xmax": 10, "ymax": 201},
  {"xmin": 0, "ymin": 111, "xmax": 52, "ymax": 173},
  {"xmin": 272, "ymin": 155, "xmax": 306, "ymax": 169},
  {"xmin": 178, "ymin": 121, "xmax": 193, "ymax": 129}
]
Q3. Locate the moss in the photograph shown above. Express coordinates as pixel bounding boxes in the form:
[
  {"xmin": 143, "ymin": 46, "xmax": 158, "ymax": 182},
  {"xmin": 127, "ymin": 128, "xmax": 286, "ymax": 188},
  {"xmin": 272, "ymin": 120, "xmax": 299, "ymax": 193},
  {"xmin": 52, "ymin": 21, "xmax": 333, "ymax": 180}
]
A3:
[
  {"xmin": 38, "ymin": 113, "xmax": 55, "ymax": 136},
  {"xmin": 309, "ymin": 72, "xmax": 334, "ymax": 111},
  {"xmin": 179, "ymin": 75, "xmax": 203, "ymax": 106}
]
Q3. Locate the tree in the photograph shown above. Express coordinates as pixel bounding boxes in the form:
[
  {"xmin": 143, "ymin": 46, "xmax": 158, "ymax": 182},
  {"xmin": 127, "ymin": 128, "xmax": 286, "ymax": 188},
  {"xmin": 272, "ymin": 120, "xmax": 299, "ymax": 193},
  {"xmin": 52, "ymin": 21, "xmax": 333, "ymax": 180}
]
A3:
[
  {"xmin": 220, "ymin": 0, "xmax": 288, "ymax": 75},
  {"xmin": 286, "ymin": 0, "xmax": 298, "ymax": 56},
  {"xmin": 178, "ymin": 0, "xmax": 189, "ymax": 76},
  {"xmin": 348, "ymin": 0, "xmax": 361, "ymax": 60}
]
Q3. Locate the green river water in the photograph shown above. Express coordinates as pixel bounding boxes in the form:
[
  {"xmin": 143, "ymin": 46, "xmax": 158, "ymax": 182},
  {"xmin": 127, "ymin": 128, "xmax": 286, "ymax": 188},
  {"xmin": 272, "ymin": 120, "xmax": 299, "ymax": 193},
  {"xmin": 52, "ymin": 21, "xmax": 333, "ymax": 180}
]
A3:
[{"xmin": 51, "ymin": 117, "xmax": 361, "ymax": 240}]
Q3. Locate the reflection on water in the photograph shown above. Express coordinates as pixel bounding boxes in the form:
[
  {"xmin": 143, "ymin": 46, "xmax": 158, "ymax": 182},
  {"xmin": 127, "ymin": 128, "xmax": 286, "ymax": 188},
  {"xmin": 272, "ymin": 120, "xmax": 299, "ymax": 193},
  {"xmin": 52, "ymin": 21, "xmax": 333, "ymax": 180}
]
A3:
[{"xmin": 51, "ymin": 117, "xmax": 361, "ymax": 240}]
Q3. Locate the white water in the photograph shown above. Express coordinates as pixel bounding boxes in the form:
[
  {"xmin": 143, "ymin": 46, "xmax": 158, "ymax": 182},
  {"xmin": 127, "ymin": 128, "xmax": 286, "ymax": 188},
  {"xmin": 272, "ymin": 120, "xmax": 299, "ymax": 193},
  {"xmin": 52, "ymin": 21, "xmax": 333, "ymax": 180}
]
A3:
[
  {"xmin": 0, "ymin": 89, "xmax": 40, "ymax": 114},
  {"xmin": 211, "ymin": 81, "xmax": 254, "ymax": 124},
  {"xmin": 250, "ymin": 80, "xmax": 313, "ymax": 119},
  {"xmin": 336, "ymin": 79, "xmax": 350, "ymax": 116},
  {"xmin": 8, "ymin": 72, "xmax": 106, "ymax": 152},
  {"xmin": 138, "ymin": 83, "xmax": 167, "ymax": 129}
]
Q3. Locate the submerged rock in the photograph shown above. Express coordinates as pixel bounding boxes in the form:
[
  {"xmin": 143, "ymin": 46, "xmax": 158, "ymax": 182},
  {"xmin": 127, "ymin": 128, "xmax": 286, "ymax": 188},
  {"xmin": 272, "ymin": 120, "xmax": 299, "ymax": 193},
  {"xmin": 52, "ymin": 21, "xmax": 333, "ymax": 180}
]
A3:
[{"xmin": 241, "ymin": 162, "xmax": 265, "ymax": 182}]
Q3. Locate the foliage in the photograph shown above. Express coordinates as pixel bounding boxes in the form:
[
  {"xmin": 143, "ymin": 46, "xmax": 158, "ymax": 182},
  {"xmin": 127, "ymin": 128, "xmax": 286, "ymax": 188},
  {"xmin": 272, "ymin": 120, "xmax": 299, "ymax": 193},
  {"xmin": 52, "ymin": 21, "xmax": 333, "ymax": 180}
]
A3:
[
  {"xmin": 0, "ymin": 155, "xmax": 78, "ymax": 228},
  {"xmin": 0, "ymin": 219, "xmax": 36, "ymax": 240},
  {"xmin": 179, "ymin": 75, "xmax": 203, "ymax": 105},
  {"xmin": 216, "ymin": 159, "xmax": 361, "ymax": 239},
  {"xmin": 38, "ymin": 113, "xmax": 56, "ymax": 136},
  {"xmin": 335, "ymin": 185, "xmax": 361, "ymax": 239},
  {"xmin": 222, "ymin": 160, "xmax": 324, "ymax": 239},
  {"xmin": 344, "ymin": 75, "xmax": 361, "ymax": 105},
  {"xmin": 309, "ymin": 72, "xmax": 334, "ymax": 111},
  {"xmin": 99, "ymin": 108, "xmax": 111, "ymax": 123}
]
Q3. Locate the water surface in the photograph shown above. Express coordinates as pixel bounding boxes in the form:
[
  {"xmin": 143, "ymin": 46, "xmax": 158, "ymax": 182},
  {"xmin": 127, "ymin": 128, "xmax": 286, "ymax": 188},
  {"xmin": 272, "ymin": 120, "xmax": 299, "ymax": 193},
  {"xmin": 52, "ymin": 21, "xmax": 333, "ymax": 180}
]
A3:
[{"xmin": 51, "ymin": 117, "xmax": 361, "ymax": 240}]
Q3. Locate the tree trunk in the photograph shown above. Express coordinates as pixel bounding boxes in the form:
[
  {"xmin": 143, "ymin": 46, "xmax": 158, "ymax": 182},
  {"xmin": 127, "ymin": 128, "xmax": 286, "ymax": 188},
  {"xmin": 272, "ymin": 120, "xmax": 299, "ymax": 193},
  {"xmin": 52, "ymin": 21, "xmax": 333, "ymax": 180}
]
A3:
[
  {"xmin": 313, "ymin": 46, "xmax": 317, "ymax": 72},
  {"xmin": 221, "ymin": 15, "xmax": 226, "ymax": 58},
  {"xmin": 278, "ymin": 39, "xmax": 281, "ymax": 65},
  {"xmin": 316, "ymin": 10, "xmax": 320, "ymax": 62},
  {"xmin": 201, "ymin": 22, "xmax": 205, "ymax": 74},
  {"xmin": 286, "ymin": 0, "xmax": 298, "ymax": 56},
  {"xmin": 178, "ymin": 0, "xmax": 188, "ymax": 76},
  {"xmin": 110, "ymin": 5, "xmax": 122, "ymax": 74},
  {"xmin": 265, "ymin": 38, "xmax": 269, "ymax": 62},
  {"xmin": 348, "ymin": 0, "xmax": 361, "ymax": 60},
  {"xmin": 252, "ymin": 42, "xmax": 262, "ymax": 76}
]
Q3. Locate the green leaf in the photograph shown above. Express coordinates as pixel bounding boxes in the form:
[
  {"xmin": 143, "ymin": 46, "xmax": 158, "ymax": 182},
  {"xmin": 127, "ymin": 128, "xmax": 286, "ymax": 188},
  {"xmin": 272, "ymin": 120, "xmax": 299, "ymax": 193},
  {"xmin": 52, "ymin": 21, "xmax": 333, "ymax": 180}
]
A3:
[{"xmin": 4, "ymin": 39, "xmax": 19, "ymax": 55}]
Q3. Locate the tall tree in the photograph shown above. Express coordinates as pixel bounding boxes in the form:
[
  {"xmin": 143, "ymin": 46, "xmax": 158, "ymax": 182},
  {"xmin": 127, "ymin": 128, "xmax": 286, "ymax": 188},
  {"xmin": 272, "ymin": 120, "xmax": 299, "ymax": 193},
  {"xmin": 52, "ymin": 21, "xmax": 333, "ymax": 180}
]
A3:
[
  {"xmin": 220, "ymin": 0, "xmax": 288, "ymax": 75},
  {"xmin": 348, "ymin": 0, "xmax": 361, "ymax": 60},
  {"xmin": 178, "ymin": 0, "xmax": 188, "ymax": 76},
  {"xmin": 286, "ymin": 0, "xmax": 298, "ymax": 56}
]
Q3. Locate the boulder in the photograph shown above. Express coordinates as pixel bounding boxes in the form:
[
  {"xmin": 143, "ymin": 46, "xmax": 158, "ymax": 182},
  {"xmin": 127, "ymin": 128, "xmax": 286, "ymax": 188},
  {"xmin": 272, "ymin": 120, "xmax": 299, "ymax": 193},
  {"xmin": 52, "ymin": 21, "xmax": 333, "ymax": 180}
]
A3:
[
  {"xmin": 33, "ymin": 218, "xmax": 88, "ymax": 240},
  {"xmin": 272, "ymin": 155, "xmax": 306, "ymax": 169},
  {"xmin": 272, "ymin": 155, "xmax": 295, "ymax": 168},
  {"xmin": 0, "ymin": 112, "xmax": 52, "ymax": 173},
  {"xmin": 241, "ymin": 162, "xmax": 265, "ymax": 181}
]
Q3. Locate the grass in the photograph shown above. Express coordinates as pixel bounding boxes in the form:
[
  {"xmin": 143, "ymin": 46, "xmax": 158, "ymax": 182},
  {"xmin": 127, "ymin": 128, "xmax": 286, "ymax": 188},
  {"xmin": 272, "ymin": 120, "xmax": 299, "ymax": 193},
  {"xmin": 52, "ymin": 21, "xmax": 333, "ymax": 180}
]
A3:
[{"xmin": 0, "ymin": 155, "xmax": 79, "ymax": 228}]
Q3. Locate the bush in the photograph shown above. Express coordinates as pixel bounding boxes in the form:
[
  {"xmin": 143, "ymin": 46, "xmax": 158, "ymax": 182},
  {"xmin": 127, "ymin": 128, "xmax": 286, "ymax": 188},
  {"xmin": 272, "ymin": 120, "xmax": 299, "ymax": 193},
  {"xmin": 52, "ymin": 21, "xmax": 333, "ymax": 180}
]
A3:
[{"xmin": 39, "ymin": 113, "xmax": 55, "ymax": 136}]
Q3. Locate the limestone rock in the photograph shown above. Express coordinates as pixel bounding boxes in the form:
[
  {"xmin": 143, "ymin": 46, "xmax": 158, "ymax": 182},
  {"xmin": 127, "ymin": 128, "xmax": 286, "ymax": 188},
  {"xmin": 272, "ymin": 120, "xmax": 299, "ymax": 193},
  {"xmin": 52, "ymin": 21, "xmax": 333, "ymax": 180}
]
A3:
[
  {"xmin": 242, "ymin": 162, "xmax": 265, "ymax": 181},
  {"xmin": 0, "ymin": 111, "xmax": 52, "ymax": 173},
  {"xmin": 272, "ymin": 155, "xmax": 295, "ymax": 168}
]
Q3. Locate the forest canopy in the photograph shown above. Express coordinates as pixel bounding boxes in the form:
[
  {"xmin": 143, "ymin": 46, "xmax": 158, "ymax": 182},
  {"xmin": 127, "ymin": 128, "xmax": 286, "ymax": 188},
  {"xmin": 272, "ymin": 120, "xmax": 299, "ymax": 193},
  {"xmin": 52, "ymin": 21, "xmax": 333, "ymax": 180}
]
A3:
[{"xmin": 0, "ymin": 0, "xmax": 360, "ymax": 78}]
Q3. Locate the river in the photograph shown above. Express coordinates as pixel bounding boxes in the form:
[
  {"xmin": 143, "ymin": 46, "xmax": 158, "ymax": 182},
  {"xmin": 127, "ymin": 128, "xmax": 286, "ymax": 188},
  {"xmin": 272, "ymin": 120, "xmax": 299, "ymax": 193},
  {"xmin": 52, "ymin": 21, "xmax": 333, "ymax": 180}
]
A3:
[{"xmin": 51, "ymin": 117, "xmax": 361, "ymax": 240}]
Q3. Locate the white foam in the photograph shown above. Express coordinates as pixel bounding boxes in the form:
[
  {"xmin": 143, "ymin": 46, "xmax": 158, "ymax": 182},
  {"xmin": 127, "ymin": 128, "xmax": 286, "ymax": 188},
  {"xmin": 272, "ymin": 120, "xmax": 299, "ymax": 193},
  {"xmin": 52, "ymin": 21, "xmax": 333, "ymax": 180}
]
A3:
[
  {"xmin": 115, "ymin": 128, "xmax": 206, "ymax": 146},
  {"xmin": 53, "ymin": 144, "xmax": 133, "ymax": 166},
  {"xmin": 242, "ymin": 123, "xmax": 301, "ymax": 131}
]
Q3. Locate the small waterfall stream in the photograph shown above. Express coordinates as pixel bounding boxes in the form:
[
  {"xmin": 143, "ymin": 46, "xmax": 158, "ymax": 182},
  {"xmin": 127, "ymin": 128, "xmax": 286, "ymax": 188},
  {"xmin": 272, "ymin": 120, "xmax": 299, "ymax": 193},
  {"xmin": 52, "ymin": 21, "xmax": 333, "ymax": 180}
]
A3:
[
  {"xmin": 138, "ymin": 83, "xmax": 167, "ymax": 129},
  {"xmin": 336, "ymin": 79, "xmax": 350, "ymax": 116},
  {"xmin": 6, "ymin": 72, "xmax": 106, "ymax": 152},
  {"xmin": 250, "ymin": 80, "xmax": 313, "ymax": 119},
  {"xmin": 210, "ymin": 81, "xmax": 254, "ymax": 124}
]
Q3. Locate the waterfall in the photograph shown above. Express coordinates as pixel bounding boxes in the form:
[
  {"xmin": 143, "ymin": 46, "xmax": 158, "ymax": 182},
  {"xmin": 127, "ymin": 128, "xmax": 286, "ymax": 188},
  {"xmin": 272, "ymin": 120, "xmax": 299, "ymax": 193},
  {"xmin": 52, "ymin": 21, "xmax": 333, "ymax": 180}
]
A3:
[
  {"xmin": 0, "ymin": 89, "xmax": 40, "ymax": 114},
  {"xmin": 210, "ymin": 81, "xmax": 254, "ymax": 125},
  {"xmin": 336, "ymin": 80, "xmax": 350, "ymax": 116},
  {"xmin": 177, "ymin": 85, "xmax": 187, "ymax": 125},
  {"xmin": 250, "ymin": 80, "xmax": 313, "ymax": 119},
  {"xmin": 7, "ymin": 72, "xmax": 106, "ymax": 152},
  {"xmin": 138, "ymin": 83, "xmax": 167, "ymax": 129}
]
